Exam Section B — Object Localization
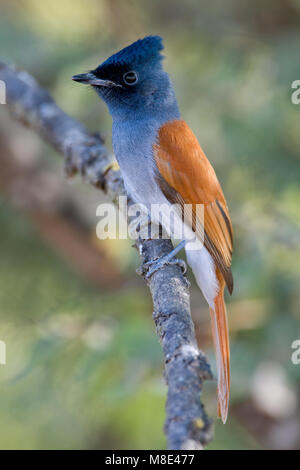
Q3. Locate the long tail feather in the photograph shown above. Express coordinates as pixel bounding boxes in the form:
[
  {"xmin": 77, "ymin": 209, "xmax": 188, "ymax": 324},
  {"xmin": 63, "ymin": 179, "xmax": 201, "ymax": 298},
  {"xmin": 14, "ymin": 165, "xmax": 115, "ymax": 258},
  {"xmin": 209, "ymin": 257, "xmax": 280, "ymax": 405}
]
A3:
[
  {"xmin": 209, "ymin": 283, "xmax": 230, "ymax": 423},
  {"xmin": 185, "ymin": 247, "xmax": 231, "ymax": 422}
]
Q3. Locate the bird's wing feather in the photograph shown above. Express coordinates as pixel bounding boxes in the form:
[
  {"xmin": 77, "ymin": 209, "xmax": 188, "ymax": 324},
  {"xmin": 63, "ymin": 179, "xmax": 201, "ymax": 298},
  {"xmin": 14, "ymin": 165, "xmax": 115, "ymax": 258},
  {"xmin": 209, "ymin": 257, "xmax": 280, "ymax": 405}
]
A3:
[{"xmin": 153, "ymin": 119, "xmax": 233, "ymax": 293}]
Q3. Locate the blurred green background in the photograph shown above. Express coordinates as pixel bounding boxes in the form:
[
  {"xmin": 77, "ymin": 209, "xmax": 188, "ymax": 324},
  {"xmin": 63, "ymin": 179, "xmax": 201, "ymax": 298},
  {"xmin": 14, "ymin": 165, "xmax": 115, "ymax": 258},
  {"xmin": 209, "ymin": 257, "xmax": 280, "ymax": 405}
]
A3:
[{"xmin": 0, "ymin": 0, "xmax": 299, "ymax": 450}]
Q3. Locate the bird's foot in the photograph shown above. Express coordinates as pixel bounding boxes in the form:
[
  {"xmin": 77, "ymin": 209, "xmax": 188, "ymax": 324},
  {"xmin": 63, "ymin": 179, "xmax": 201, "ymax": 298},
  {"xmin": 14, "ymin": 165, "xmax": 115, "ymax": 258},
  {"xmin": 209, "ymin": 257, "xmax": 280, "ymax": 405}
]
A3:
[{"xmin": 143, "ymin": 255, "xmax": 187, "ymax": 279}]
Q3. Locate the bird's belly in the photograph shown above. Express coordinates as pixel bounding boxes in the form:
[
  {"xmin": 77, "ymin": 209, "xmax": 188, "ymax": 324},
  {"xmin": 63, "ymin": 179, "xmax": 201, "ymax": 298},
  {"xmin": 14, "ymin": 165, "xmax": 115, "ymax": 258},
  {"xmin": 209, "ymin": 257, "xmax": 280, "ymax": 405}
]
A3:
[
  {"xmin": 120, "ymin": 158, "xmax": 161, "ymax": 209},
  {"xmin": 113, "ymin": 128, "xmax": 197, "ymax": 240},
  {"xmin": 113, "ymin": 121, "xmax": 163, "ymax": 208},
  {"xmin": 117, "ymin": 152, "xmax": 198, "ymax": 243}
]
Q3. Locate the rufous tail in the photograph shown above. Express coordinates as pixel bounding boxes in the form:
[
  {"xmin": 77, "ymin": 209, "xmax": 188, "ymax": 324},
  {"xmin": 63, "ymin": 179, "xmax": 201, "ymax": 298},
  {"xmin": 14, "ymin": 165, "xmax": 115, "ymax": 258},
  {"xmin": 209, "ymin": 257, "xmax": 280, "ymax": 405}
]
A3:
[{"xmin": 209, "ymin": 281, "xmax": 230, "ymax": 423}]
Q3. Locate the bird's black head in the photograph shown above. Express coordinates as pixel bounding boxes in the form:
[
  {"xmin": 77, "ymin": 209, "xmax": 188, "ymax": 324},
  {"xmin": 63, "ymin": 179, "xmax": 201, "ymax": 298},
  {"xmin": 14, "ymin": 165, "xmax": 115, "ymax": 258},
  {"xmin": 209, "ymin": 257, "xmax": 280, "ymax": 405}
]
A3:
[{"xmin": 72, "ymin": 36, "xmax": 178, "ymax": 119}]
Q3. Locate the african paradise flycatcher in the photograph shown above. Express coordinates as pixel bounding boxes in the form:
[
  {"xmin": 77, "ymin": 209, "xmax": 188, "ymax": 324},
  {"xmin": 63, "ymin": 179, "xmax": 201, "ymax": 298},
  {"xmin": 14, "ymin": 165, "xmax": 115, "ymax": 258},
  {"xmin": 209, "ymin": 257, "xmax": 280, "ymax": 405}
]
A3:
[{"xmin": 72, "ymin": 36, "xmax": 233, "ymax": 423}]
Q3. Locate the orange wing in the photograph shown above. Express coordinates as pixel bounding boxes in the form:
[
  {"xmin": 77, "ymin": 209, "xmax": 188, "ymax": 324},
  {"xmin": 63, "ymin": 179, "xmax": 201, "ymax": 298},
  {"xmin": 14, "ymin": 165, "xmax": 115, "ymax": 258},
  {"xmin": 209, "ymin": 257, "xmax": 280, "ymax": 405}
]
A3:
[{"xmin": 153, "ymin": 119, "xmax": 233, "ymax": 294}]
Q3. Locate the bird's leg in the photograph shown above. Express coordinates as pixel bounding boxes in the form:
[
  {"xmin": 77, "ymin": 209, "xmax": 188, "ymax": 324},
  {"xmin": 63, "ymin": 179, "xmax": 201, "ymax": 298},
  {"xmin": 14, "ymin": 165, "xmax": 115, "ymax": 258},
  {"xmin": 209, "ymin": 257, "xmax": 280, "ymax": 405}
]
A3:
[{"xmin": 143, "ymin": 240, "xmax": 187, "ymax": 279}]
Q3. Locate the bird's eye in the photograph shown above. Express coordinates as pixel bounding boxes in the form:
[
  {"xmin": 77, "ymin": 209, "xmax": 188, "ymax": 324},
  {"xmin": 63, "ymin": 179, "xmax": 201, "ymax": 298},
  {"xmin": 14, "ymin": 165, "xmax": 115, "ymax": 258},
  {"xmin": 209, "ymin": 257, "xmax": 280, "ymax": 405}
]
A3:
[{"xmin": 123, "ymin": 71, "xmax": 138, "ymax": 86}]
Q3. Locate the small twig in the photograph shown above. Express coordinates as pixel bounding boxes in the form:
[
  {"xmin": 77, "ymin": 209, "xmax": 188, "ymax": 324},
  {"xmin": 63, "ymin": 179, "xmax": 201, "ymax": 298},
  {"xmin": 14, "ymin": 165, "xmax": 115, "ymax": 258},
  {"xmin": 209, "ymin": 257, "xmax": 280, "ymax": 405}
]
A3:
[{"xmin": 0, "ymin": 62, "xmax": 213, "ymax": 449}]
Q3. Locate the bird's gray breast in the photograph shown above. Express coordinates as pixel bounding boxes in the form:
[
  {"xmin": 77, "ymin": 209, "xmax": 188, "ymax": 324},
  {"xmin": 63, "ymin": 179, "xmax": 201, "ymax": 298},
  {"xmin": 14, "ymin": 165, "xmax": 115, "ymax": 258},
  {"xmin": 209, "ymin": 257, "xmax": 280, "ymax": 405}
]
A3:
[{"xmin": 112, "ymin": 118, "xmax": 163, "ymax": 208}]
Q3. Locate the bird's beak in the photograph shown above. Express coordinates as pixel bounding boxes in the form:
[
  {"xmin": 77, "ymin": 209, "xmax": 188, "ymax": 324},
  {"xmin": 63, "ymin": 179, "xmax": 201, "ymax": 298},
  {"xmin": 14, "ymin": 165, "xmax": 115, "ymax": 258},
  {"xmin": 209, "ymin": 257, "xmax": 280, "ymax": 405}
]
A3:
[{"xmin": 72, "ymin": 72, "xmax": 122, "ymax": 88}]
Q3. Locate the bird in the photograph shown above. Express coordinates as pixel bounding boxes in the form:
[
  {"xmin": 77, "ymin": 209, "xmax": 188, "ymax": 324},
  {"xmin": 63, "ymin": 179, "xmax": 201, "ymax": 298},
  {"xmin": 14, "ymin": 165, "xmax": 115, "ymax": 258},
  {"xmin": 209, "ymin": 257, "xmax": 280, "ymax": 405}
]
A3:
[{"xmin": 72, "ymin": 35, "xmax": 233, "ymax": 423}]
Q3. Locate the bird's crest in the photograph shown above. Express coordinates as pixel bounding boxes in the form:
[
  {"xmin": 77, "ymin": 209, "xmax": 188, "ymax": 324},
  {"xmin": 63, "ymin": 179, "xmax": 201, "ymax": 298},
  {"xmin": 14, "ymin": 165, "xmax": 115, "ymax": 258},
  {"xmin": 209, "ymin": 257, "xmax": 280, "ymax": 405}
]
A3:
[{"xmin": 102, "ymin": 36, "xmax": 164, "ymax": 67}]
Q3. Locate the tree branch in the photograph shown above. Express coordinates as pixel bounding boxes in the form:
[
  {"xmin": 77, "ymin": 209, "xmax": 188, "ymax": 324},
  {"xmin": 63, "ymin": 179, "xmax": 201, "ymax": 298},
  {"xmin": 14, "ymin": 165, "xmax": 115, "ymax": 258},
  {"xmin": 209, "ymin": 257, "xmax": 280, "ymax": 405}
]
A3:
[{"xmin": 0, "ymin": 62, "xmax": 213, "ymax": 449}]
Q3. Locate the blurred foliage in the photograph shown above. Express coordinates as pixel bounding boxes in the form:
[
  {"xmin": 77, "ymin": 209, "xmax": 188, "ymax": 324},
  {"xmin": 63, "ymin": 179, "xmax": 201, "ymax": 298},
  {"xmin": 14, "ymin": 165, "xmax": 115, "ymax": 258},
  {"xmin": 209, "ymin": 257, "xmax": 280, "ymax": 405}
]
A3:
[{"xmin": 0, "ymin": 0, "xmax": 300, "ymax": 449}]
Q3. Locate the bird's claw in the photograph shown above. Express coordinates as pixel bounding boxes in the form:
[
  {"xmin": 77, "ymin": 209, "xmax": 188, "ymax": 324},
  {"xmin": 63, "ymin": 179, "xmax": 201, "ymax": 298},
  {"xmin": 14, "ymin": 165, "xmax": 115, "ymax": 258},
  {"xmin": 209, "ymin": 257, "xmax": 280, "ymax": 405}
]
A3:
[
  {"xmin": 142, "ymin": 256, "xmax": 187, "ymax": 279},
  {"xmin": 168, "ymin": 258, "xmax": 187, "ymax": 275}
]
